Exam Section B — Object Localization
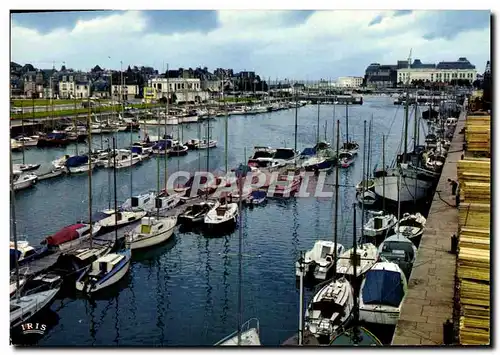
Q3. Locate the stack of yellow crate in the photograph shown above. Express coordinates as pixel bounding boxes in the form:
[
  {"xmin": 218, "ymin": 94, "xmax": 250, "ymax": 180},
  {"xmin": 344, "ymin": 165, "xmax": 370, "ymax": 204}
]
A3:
[
  {"xmin": 457, "ymin": 117, "xmax": 491, "ymax": 345},
  {"xmin": 465, "ymin": 115, "xmax": 491, "ymax": 156}
]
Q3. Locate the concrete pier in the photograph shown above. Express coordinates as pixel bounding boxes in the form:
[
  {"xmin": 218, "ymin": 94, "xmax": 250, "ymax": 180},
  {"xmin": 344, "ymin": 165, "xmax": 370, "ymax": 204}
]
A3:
[{"xmin": 391, "ymin": 104, "xmax": 467, "ymax": 345}]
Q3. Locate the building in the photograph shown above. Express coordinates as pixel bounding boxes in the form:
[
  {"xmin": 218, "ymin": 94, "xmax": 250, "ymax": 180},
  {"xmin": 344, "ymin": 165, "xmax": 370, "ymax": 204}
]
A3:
[
  {"xmin": 23, "ymin": 71, "xmax": 44, "ymax": 97},
  {"xmin": 58, "ymin": 79, "xmax": 75, "ymax": 99},
  {"xmin": 111, "ymin": 84, "xmax": 139, "ymax": 101},
  {"xmin": 397, "ymin": 57, "xmax": 476, "ymax": 85},
  {"xmin": 147, "ymin": 77, "xmax": 209, "ymax": 103},
  {"xmin": 336, "ymin": 76, "xmax": 364, "ymax": 88},
  {"xmin": 364, "ymin": 63, "xmax": 398, "ymax": 88}
]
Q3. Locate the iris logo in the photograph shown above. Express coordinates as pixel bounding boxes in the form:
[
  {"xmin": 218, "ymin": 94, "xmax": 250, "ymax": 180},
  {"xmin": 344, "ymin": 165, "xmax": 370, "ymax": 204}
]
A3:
[{"xmin": 20, "ymin": 323, "xmax": 46, "ymax": 335}]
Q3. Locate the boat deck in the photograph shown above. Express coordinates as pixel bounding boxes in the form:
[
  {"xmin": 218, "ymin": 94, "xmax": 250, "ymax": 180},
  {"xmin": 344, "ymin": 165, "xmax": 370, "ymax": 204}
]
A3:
[{"xmin": 391, "ymin": 100, "xmax": 467, "ymax": 345}]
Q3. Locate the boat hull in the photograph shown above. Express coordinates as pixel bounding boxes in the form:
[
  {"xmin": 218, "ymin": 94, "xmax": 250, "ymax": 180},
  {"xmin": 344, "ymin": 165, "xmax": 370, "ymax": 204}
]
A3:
[
  {"xmin": 76, "ymin": 253, "xmax": 131, "ymax": 293},
  {"xmin": 129, "ymin": 226, "xmax": 175, "ymax": 250}
]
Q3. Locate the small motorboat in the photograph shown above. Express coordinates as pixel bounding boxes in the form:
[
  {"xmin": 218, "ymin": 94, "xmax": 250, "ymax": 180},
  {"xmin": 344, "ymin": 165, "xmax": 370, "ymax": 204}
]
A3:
[
  {"xmin": 75, "ymin": 249, "xmax": 131, "ymax": 293},
  {"xmin": 127, "ymin": 216, "xmax": 177, "ymax": 250},
  {"xmin": 178, "ymin": 201, "xmax": 219, "ymax": 225},
  {"xmin": 10, "ymin": 267, "xmax": 29, "ymax": 298},
  {"xmin": 378, "ymin": 233, "xmax": 417, "ymax": 281},
  {"xmin": 336, "ymin": 243, "xmax": 378, "ymax": 279},
  {"xmin": 338, "ymin": 152, "xmax": 354, "ymax": 168},
  {"xmin": 168, "ymin": 144, "xmax": 189, "ymax": 157},
  {"xmin": 13, "ymin": 172, "xmax": 38, "ymax": 191},
  {"xmin": 197, "ymin": 139, "xmax": 217, "ymax": 149},
  {"xmin": 13, "ymin": 163, "xmax": 40, "ymax": 172},
  {"xmin": 15, "ymin": 136, "xmax": 39, "ymax": 147},
  {"xmin": 296, "ymin": 241, "xmax": 345, "ymax": 281},
  {"xmin": 36, "ymin": 166, "xmax": 66, "ymax": 181},
  {"xmin": 95, "ymin": 209, "xmax": 147, "ymax": 233},
  {"xmin": 65, "ymin": 155, "xmax": 94, "ymax": 174},
  {"xmin": 363, "ymin": 212, "xmax": 398, "ymax": 238},
  {"xmin": 302, "ymin": 156, "xmax": 334, "ymax": 172},
  {"xmin": 11, "ymin": 139, "xmax": 23, "ymax": 152},
  {"xmin": 107, "ymin": 149, "xmax": 142, "ymax": 169},
  {"xmin": 395, "ymin": 213, "xmax": 427, "ymax": 245},
  {"xmin": 358, "ymin": 261, "xmax": 408, "ymax": 325},
  {"xmin": 204, "ymin": 202, "xmax": 238, "ymax": 231},
  {"xmin": 10, "ymin": 241, "xmax": 49, "ymax": 269},
  {"xmin": 214, "ymin": 318, "xmax": 261, "ymax": 346},
  {"xmin": 246, "ymin": 190, "xmax": 267, "ymax": 206},
  {"xmin": 304, "ymin": 277, "xmax": 355, "ymax": 343}
]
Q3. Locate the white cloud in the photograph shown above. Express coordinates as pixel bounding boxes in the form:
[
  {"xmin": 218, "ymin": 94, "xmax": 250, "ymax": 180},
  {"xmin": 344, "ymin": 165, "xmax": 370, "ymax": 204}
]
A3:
[{"xmin": 10, "ymin": 10, "xmax": 491, "ymax": 78}]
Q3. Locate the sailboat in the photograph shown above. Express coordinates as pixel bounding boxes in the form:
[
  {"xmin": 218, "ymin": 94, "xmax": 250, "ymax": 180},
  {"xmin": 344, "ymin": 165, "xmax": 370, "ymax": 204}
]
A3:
[
  {"xmin": 363, "ymin": 211, "xmax": 397, "ymax": 239},
  {"xmin": 126, "ymin": 216, "xmax": 177, "ymax": 250},
  {"xmin": 295, "ymin": 241, "xmax": 345, "ymax": 281},
  {"xmin": 178, "ymin": 200, "xmax": 220, "ymax": 225},
  {"xmin": 340, "ymin": 102, "xmax": 359, "ymax": 155},
  {"xmin": 215, "ymin": 164, "xmax": 261, "ymax": 346},
  {"xmin": 75, "ymin": 249, "xmax": 132, "ymax": 293},
  {"xmin": 336, "ymin": 243, "xmax": 378, "ymax": 279}
]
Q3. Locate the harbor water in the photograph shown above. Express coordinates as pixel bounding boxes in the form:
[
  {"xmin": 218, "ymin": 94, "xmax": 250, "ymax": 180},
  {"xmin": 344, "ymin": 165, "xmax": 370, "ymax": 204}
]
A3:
[{"xmin": 13, "ymin": 96, "xmax": 411, "ymax": 346}]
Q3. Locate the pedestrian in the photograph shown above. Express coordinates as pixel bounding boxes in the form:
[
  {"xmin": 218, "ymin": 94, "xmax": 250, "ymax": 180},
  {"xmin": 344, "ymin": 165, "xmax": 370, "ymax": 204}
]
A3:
[
  {"xmin": 456, "ymin": 188, "xmax": 461, "ymax": 208},
  {"xmin": 448, "ymin": 178, "xmax": 458, "ymax": 195}
]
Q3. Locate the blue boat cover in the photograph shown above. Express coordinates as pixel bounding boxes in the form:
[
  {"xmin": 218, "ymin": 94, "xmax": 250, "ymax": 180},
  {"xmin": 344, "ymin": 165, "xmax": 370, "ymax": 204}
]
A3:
[
  {"xmin": 47, "ymin": 132, "xmax": 66, "ymax": 139},
  {"xmin": 362, "ymin": 269, "xmax": 404, "ymax": 307},
  {"xmin": 131, "ymin": 146, "xmax": 143, "ymax": 154},
  {"xmin": 300, "ymin": 147, "xmax": 316, "ymax": 156},
  {"xmin": 152, "ymin": 140, "xmax": 173, "ymax": 150},
  {"xmin": 251, "ymin": 190, "xmax": 266, "ymax": 199},
  {"xmin": 65, "ymin": 155, "xmax": 89, "ymax": 167}
]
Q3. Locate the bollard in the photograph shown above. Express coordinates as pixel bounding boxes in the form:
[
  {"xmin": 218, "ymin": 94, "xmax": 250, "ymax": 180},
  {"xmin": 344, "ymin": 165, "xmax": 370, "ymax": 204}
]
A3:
[
  {"xmin": 450, "ymin": 234, "xmax": 458, "ymax": 254},
  {"xmin": 443, "ymin": 319, "xmax": 453, "ymax": 345}
]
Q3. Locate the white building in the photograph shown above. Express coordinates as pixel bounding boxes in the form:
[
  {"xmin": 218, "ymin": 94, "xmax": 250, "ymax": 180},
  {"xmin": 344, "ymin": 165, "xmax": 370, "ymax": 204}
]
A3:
[
  {"xmin": 111, "ymin": 84, "xmax": 139, "ymax": 101},
  {"xmin": 147, "ymin": 77, "xmax": 209, "ymax": 103},
  {"xmin": 75, "ymin": 82, "xmax": 90, "ymax": 98},
  {"xmin": 336, "ymin": 76, "xmax": 364, "ymax": 88},
  {"xmin": 397, "ymin": 68, "xmax": 477, "ymax": 84}
]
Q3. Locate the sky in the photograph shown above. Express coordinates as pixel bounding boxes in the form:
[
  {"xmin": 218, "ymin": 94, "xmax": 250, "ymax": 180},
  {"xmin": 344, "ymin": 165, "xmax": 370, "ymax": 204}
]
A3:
[{"xmin": 10, "ymin": 10, "xmax": 491, "ymax": 80}]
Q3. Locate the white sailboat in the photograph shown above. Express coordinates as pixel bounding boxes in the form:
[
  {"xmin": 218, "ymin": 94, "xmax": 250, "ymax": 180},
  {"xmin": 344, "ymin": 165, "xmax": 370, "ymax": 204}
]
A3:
[
  {"xmin": 358, "ymin": 261, "xmax": 408, "ymax": 325},
  {"xmin": 304, "ymin": 277, "xmax": 355, "ymax": 342},
  {"xmin": 215, "ymin": 318, "xmax": 261, "ymax": 346},
  {"xmin": 96, "ymin": 209, "xmax": 147, "ymax": 232},
  {"xmin": 204, "ymin": 202, "xmax": 238, "ymax": 231},
  {"xmin": 126, "ymin": 216, "xmax": 177, "ymax": 250},
  {"xmin": 75, "ymin": 249, "xmax": 131, "ymax": 293}
]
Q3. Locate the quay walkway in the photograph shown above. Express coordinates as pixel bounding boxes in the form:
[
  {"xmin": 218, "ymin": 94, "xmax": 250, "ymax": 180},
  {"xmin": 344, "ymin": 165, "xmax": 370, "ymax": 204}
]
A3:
[{"xmin": 392, "ymin": 103, "xmax": 467, "ymax": 345}]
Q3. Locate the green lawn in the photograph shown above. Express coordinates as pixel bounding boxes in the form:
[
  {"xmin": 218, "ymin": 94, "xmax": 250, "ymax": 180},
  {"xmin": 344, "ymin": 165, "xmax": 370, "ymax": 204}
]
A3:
[
  {"xmin": 10, "ymin": 99, "xmax": 106, "ymax": 107},
  {"xmin": 10, "ymin": 103, "xmax": 164, "ymax": 120}
]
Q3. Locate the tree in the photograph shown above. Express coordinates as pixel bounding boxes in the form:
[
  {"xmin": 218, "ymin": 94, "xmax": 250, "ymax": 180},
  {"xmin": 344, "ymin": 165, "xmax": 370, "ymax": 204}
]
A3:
[
  {"xmin": 127, "ymin": 65, "xmax": 132, "ymax": 73},
  {"xmin": 92, "ymin": 65, "xmax": 103, "ymax": 73},
  {"xmin": 60, "ymin": 65, "xmax": 66, "ymax": 72}
]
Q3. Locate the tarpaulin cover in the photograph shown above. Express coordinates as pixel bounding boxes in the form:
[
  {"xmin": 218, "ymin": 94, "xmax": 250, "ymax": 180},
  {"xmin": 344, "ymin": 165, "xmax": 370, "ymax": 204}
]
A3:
[
  {"xmin": 251, "ymin": 190, "xmax": 266, "ymax": 199},
  {"xmin": 131, "ymin": 146, "xmax": 143, "ymax": 154},
  {"xmin": 45, "ymin": 224, "xmax": 86, "ymax": 246},
  {"xmin": 47, "ymin": 132, "xmax": 66, "ymax": 139},
  {"xmin": 65, "ymin": 155, "xmax": 89, "ymax": 167},
  {"xmin": 362, "ymin": 269, "xmax": 404, "ymax": 307},
  {"xmin": 300, "ymin": 147, "xmax": 316, "ymax": 156}
]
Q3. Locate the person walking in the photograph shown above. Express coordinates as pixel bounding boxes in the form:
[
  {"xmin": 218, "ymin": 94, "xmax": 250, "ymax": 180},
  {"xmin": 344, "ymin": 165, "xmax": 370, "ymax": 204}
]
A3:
[{"xmin": 448, "ymin": 178, "xmax": 458, "ymax": 195}]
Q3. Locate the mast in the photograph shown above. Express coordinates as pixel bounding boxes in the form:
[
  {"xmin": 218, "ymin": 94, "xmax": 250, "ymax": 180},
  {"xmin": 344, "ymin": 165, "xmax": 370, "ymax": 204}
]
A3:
[
  {"xmin": 332, "ymin": 98, "xmax": 336, "ymax": 147},
  {"xmin": 112, "ymin": 137, "xmax": 118, "ymax": 244},
  {"xmin": 362, "ymin": 120, "xmax": 367, "ymax": 229},
  {"xmin": 345, "ymin": 102, "xmax": 349, "ymax": 144},
  {"xmin": 236, "ymin": 163, "xmax": 245, "ymax": 346},
  {"xmin": 165, "ymin": 64, "xmax": 169, "ymax": 191},
  {"xmin": 403, "ymin": 50, "xmax": 412, "ymax": 162},
  {"xmin": 382, "ymin": 135, "xmax": 386, "ymax": 213},
  {"xmin": 87, "ymin": 97, "xmax": 93, "ymax": 249},
  {"xmin": 352, "ymin": 203, "xmax": 358, "ymax": 322},
  {"xmin": 333, "ymin": 120, "xmax": 340, "ymax": 279},
  {"xmin": 368, "ymin": 117, "xmax": 373, "ymax": 178},
  {"xmin": 413, "ymin": 92, "xmax": 418, "ymax": 153},
  {"xmin": 10, "ymin": 139, "xmax": 20, "ymax": 302},
  {"xmin": 223, "ymin": 73, "xmax": 228, "ymax": 174},
  {"xmin": 298, "ymin": 251, "xmax": 304, "ymax": 345},
  {"xmin": 156, "ymin": 106, "xmax": 161, "ymax": 216},
  {"xmin": 324, "ymin": 121, "xmax": 327, "ymax": 141},
  {"xmin": 316, "ymin": 100, "xmax": 320, "ymax": 143},
  {"xmin": 294, "ymin": 83, "xmax": 298, "ymax": 154}
]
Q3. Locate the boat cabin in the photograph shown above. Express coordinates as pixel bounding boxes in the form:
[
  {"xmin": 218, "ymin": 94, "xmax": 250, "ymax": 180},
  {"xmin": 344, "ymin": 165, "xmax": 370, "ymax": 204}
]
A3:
[
  {"xmin": 130, "ymin": 194, "xmax": 152, "ymax": 208},
  {"xmin": 90, "ymin": 254, "xmax": 125, "ymax": 277}
]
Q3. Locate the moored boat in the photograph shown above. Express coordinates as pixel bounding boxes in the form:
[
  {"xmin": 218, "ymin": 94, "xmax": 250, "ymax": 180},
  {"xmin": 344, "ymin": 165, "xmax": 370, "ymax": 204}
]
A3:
[
  {"xmin": 295, "ymin": 240, "xmax": 345, "ymax": 281},
  {"xmin": 126, "ymin": 216, "xmax": 177, "ymax": 250}
]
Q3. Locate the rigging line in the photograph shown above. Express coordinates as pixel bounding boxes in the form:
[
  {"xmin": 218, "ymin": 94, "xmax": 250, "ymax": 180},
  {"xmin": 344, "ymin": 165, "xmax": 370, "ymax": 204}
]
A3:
[
  {"xmin": 372, "ymin": 103, "xmax": 401, "ymax": 169},
  {"xmin": 435, "ymin": 190, "xmax": 457, "ymax": 208}
]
